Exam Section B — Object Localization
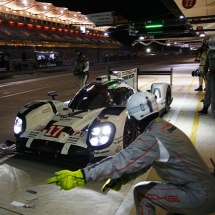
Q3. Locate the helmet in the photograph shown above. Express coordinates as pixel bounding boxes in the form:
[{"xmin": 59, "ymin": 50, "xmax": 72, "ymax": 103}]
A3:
[
  {"xmin": 126, "ymin": 91, "xmax": 159, "ymax": 121},
  {"xmin": 77, "ymin": 52, "xmax": 85, "ymax": 61},
  {"xmin": 209, "ymin": 35, "xmax": 215, "ymax": 50}
]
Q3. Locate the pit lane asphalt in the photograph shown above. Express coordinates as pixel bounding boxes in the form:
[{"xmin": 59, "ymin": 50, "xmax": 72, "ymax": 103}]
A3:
[{"xmin": 1, "ymin": 55, "xmax": 215, "ymax": 215}]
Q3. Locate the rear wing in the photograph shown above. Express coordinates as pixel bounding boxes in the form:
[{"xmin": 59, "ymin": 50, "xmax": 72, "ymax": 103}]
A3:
[
  {"xmin": 96, "ymin": 68, "xmax": 138, "ymax": 91},
  {"xmin": 117, "ymin": 68, "xmax": 138, "ymax": 91},
  {"xmin": 95, "ymin": 67, "xmax": 173, "ymax": 91},
  {"xmin": 137, "ymin": 68, "xmax": 173, "ymax": 88}
]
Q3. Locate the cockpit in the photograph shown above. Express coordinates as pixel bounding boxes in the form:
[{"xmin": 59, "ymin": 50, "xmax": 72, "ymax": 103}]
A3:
[{"xmin": 68, "ymin": 81, "xmax": 134, "ymax": 110}]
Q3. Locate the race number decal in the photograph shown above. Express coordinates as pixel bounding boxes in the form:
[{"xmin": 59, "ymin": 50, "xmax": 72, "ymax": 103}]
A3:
[
  {"xmin": 182, "ymin": 0, "xmax": 196, "ymax": 9},
  {"xmin": 44, "ymin": 125, "xmax": 65, "ymax": 138}
]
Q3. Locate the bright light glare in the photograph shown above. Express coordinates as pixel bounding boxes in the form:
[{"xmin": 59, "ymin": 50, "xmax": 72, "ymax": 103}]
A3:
[
  {"xmin": 91, "ymin": 127, "xmax": 100, "ymax": 135},
  {"xmin": 100, "ymin": 136, "xmax": 109, "ymax": 144},
  {"xmin": 14, "ymin": 117, "xmax": 22, "ymax": 134},
  {"xmin": 90, "ymin": 137, "xmax": 99, "ymax": 146},
  {"xmin": 199, "ymin": 33, "xmax": 205, "ymax": 37},
  {"xmin": 101, "ymin": 126, "xmax": 111, "ymax": 135},
  {"xmin": 89, "ymin": 124, "xmax": 112, "ymax": 146}
]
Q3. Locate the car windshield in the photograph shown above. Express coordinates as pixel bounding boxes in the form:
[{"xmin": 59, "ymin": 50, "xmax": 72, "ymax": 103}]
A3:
[
  {"xmin": 68, "ymin": 90, "xmax": 112, "ymax": 110},
  {"xmin": 68, "ymin": 87, "xmax": 134, "ymax": 110}
]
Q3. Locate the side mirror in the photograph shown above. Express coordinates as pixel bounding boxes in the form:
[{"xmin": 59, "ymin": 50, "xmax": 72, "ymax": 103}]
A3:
[{"xmin": 47, "ymin": 91, "xmax": 58, "ymax": 100}]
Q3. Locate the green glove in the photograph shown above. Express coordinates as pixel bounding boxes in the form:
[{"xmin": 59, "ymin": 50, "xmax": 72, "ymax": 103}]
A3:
[
  {"xmin": 101, "ymin": 178, "xmax": 123, "ymax": 193},
  {"xmin": 46, "ymin": 169, "xmax": 85, "ymax": 190}
]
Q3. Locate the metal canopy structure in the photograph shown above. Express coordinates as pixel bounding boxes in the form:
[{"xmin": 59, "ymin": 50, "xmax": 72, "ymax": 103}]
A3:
[{"xmin": 160, "ymin": 0, "xmax": 215, "ymax": 47}]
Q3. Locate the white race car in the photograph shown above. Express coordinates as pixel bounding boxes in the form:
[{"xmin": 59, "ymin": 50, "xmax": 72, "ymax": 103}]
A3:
[{"xmin": 10, "ymin": 68, "xmax": 172, "ymax": 166}]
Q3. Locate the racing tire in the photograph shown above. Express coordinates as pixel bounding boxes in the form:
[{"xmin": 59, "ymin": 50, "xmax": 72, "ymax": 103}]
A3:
[
  {"xmin": 164, "ymin": 86, "xmax": 172, "ymax": 113},
  {"xmin": 123, "ymin": 117, "xmax": 138, "ymax": 149}
]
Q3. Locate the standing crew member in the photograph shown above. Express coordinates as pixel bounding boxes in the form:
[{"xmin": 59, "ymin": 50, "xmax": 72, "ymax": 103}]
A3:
[
  {"xmin": 46, "ymin": 91, "xmax": 215, "ymax": 215},
  {"xmin": 199, "ymin": 34, "xmax": 215, "ymax": 116},
  {"xmin": 73, "ymin": 52, "xmax": 89, "ymax": 88},
  {"xmin": 195, "ymin": 43, "xmax": 209, "ymax": 91}
]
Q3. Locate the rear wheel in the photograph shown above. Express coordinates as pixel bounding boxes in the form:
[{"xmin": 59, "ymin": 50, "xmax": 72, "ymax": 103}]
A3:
[
  {"xmin": 123, "ymin": 117, "xmax": 138, "ymax": 148},
  {"xmin": 164, "ymin": 86, "xmax": 172, "ymax": 113}
]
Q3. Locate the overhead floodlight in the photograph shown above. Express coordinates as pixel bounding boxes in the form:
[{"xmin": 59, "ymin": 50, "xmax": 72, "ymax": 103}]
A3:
[{"xmin": 199, "ymin": 32, "xmax": 205, "ymax": 37}]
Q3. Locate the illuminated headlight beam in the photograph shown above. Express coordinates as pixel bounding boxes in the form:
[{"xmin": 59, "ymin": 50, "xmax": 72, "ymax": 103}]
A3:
[
  {"xmin": 89, "ymin": 125, "xmax": 112, "ymax": 146},
  {"xmin": 14, "ymin": 116, "xmax": 23, "ymax": 134}
]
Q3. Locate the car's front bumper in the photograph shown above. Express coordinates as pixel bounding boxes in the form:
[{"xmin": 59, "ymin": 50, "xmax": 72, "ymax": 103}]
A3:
[{"xmin": 15, "ymin": 138, "xmax": 94, "ymax": 167}]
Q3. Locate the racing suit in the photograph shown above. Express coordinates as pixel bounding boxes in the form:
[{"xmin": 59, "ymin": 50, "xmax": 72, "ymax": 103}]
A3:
[
  {"xmin": 73, "ymin": 58, "xmax": 89, "ymax": 88},
  {"xmin": 203, "ymin": 49, "xmax": 215, "ymax": 116},
  {"xmin": 82, "ymin": 117, "xmax": 215, "ymax": 215}
]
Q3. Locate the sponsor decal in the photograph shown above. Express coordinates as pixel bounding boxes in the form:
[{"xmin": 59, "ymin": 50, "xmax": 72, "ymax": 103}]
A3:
[
  {"xmin": 71, "ymin": 115, "xmax": 84, "ymax": 119},
  {"xmin": 66, "ymin": 136, "xmax": 79, "ymax": 144},
  {"xmin": 167, "ymin": 126, "xmax": 177, "ymax": 133},
  {"xmin": 161, "ymin": 123, "xmax": 177, "ymax": 133},
  {"xmin": 115, "ymin": 145, "xmax": 122, "ymax": 153},
  {"xmin": 72, "ymin": 131, "xmax": 85, "ymax": 137},
  {"xmin": 58, "ymin": 113, "xmax": 83, "ymax": 119},
  {"xmin": 34, "ymin": 125, "xmax": 45, "ymax": 131},
  {"xmin": 41, "ymin": 107, "xmax": 51, "ymax": 114},
  {"xmin": 113, "ymin": 137, "xmax": 123, "ymax": 144},
  {"xmin": 161, "ymin": 123, "xmax": 172, "ymax": 130},
  {"xmin": 94, "ymin": 150, "xmax": 110, "ymax": 154},
  {"xmin": 28, "ymin": 131, "xmax": 39, "ymax": 138},
  {"xmin": 121, "ymin": 69, "xmax": 136, "ymax": 76},
  {"xmin": 123, "ymin": 74, "xmax": 134, "ymax": 81}
]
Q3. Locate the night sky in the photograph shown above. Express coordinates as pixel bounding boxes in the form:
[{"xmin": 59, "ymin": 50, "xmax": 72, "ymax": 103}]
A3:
[
  {"xmin": 39, "ymin": 0, "xmax": 175, "ymax": 22},
  {"xmin": 37, "ymin": 0, "xmax": 183, "ymax": 46}
]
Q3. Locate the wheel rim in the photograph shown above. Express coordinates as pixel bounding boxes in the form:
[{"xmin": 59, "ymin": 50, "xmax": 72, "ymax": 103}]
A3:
[
  {"xmin": 123, "ymin": 118, "xmax": 136, "ymax": 148},
  {"xmin": 165, "ymin": 87, "xmax": 171, "ymax": 112}
]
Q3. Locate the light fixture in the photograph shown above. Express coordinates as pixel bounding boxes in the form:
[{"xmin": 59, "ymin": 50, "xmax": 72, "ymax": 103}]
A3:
[
  {"xmin": 145, "ymin": 24, "xmax": 163, "ymax": 28},
  {"xmin": 199, "ymin": 32, "xmax": 205, "ymax": 37}
]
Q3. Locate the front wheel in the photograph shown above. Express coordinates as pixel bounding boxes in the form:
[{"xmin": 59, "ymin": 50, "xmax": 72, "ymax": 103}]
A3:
[
  {"xmin": 123, "ymin": 117, "xmax": 138, "ymax": 149},
  {"xmin": 164, "ymin": 86, "xmax": 172, "ymax": 113}
]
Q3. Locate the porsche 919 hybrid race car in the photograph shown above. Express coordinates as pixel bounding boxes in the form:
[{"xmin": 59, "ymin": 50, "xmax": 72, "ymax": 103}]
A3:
[{"xmin": 5, "ymin": 68, "xmax": 172, "ymax": 166}]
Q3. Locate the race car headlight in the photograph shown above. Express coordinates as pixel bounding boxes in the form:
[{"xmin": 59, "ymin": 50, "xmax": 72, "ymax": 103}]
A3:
[
  {"xmin": 88, "ymin": 123, "xmax": 116, "ymax": 149},
  {"xmin": 14, "ymin": 116, "xmax": 23, "ymax": 134}
]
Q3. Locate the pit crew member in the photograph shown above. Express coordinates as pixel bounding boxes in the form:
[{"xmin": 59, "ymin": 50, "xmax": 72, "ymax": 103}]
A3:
[
  {"xmin": 199, "ymin": 34, "xmax": 215, "ymax": 115},
  {"xmin": 46, "ymin": 91, "xmax": 215, "ymax": 215},
  {"xmin": 73, "ymin": 52, "xmax": 89, "ymax": 88}
]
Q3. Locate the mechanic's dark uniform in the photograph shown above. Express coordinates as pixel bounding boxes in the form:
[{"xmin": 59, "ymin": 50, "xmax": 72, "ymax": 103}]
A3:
[
  {"xmin": 196, "ymin": 50, "xmax": 208, "ymax": 91},
  {"xmin": 73, "ymin": 58, "xmax": 89, "ymax": 88},
  {"xmin": 82, "ymin": 117, "xmax": 215, "ymax": 215},
  {"xmin": 202, "ymin": 49, "xmax": 215, "ymax": 116}
]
